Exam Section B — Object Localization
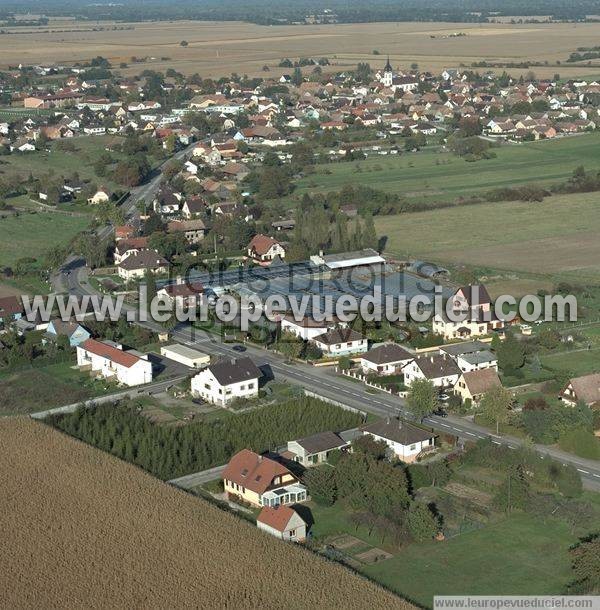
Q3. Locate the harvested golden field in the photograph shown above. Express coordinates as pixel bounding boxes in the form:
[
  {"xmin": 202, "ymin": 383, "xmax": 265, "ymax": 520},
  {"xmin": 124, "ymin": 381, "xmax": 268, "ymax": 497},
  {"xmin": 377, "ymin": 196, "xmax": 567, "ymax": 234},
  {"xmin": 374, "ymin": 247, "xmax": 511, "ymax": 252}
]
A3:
[
  {"xmin": 2, "ymin": 19, "xmax": 600, "ymax": 78},
  {"xmin": 0, "ymin": 418, "xmax": 411, "ymax": 610}
]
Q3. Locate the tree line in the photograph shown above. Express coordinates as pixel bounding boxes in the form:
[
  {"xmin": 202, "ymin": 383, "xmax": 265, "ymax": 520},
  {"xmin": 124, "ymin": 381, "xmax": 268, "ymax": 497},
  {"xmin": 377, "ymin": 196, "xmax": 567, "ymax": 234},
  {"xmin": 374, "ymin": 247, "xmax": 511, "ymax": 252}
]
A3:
[{"xmin": 47, "ymin": 396, "xmax": 363, "ymax": 480}]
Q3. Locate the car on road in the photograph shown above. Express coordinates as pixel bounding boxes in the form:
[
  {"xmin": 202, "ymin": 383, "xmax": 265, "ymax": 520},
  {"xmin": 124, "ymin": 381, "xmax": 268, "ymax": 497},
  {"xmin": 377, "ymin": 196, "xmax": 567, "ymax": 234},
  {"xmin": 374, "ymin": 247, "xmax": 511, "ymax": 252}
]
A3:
[
  {"xmin": 433, "ymin": 408, "xmax": 448, "ymax": 418},
  {"xmin": 232, "ymin": 345, "xmax": 247, "ymax": 353}
]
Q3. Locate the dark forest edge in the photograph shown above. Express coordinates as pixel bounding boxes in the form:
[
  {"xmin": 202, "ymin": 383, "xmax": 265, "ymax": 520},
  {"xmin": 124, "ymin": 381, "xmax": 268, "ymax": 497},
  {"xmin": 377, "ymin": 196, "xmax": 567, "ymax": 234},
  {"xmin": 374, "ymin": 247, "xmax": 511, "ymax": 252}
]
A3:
[{"xmin": 6, "ymin": 0, "xmax": 600, "ymax": 26}]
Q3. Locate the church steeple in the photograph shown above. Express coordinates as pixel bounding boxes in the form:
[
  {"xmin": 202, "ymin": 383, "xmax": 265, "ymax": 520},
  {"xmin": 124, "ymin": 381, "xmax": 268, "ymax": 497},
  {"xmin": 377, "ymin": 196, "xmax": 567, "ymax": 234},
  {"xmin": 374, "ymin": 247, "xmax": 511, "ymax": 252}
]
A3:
[{"xmin": 382, "ymin": 56, "xmax": 393, "ymax": 87}]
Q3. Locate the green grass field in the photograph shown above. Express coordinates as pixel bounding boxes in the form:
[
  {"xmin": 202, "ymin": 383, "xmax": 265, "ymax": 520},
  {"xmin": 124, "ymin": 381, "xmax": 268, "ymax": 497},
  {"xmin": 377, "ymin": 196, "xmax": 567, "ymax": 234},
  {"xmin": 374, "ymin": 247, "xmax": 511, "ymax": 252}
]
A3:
[
  {"xmin": 309, "ymin": 500, "xmax": 577, "ymax": 608},
  {"xmin": 0, "ymin": 135, "xmax": 125, "ymax": 190},
  {"xmin": 540, "ymin": 346, "xmax": 600, "ymax": 377},
  {"xmin": 374, "ymin": 191, "xmax": 600, "ymax": 283},
  {"xmin": 0, "ymin": 360, "xmax": 108, "ymax": 415},
  {"xmin": 362, "ymin": 514, "xmax": 574, "ymax": 606},
  {"xmin": 0, "ymin": 211, "xmax": 90, "ymax": 266},
  {"xmin": 292, "ymin": 133, "xmax": 600, "ymax": 204}
]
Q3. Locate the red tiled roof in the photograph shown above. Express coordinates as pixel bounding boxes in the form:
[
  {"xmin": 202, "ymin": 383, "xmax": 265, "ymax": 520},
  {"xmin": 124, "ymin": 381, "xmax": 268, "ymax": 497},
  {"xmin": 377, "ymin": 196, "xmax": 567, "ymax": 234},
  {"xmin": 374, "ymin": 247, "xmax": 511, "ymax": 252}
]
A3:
[
  {"xmin": 222, "ymin": 449, "xmax": 294, "ymax": 495},
  {"xmin": 116, "ymin": 237, "xmax": 148, "ymax": 252},
  {"xmin": 115, "ymin": 225, "xmax": 135, "ymax": 239},
  {"xmin": 257, "ymin": 505, "xmax": 296, "ymax": 532},
  {"xmin": 80, "ymin": 338, "xmax": 141, "ymax": 368},
  {"xmin": 248, "ymin": 234, "xmax": 279, "ymax": 256},
  {"xmin": 0, "ymin": 295, "xmax": 24, "ymax": 317},
  {"xmin": 162, "ymin": 282, "xmax": 204, "ymax": 297}
]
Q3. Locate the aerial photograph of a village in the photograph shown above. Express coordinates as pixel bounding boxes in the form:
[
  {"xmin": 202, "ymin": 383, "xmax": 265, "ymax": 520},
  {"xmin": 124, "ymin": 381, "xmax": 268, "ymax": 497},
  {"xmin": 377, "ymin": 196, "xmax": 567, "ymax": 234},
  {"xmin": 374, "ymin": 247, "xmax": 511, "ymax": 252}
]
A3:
[{"xmin": 0, "ymin": 1, "xmax": 599, "ymax": 608}]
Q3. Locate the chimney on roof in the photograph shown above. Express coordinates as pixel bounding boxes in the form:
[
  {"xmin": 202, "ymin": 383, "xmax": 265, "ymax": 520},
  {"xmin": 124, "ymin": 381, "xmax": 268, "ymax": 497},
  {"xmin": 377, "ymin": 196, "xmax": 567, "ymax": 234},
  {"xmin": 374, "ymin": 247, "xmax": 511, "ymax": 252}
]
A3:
[
  {"xmin": 258, "ymin": 455, "xmax": 263, "ymax": 462},
  {"xmin": 386, "ymin": 416, "xmax": 390, "ymax": 425}
]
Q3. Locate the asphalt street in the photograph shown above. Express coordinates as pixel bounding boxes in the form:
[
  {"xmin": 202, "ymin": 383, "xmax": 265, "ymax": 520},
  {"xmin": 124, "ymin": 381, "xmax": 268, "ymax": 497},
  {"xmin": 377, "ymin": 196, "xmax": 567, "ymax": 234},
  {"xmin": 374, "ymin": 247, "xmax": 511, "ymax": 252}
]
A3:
[{"xmin": 49, "ymin": 145, "xmax": 600, "ymax": 491}]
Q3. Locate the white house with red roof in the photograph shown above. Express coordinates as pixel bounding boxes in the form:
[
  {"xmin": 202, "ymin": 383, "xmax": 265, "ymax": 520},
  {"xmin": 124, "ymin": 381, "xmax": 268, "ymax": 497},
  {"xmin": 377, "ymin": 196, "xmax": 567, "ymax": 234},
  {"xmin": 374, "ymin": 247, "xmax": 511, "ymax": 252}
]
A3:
[
  {"xmin": 247, "ymin": 234, "xmax": 286, "ymax": 266},
  {"xmin": 257, "ymin": 505, "xmax": 307, "ymax": 542},
  {"xmin": 222, "ymin": 449, "xmax": 307, "ymax": 508},
  {"xmin": 76, "ymin": 338, "xmax": 153, "ymax": 386}
]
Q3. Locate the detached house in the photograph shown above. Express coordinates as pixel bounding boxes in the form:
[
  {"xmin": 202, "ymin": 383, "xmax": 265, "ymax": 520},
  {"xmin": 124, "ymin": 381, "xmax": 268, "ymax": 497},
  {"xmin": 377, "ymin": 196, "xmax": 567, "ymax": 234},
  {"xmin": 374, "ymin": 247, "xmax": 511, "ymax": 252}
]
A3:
[
  {"xmin": 76, "ymin": 338, "xmax": 153, "ymax": 386},
  {"xmin": 362, "ymin": 417, "xmax": 436, "ymax": 463},
  {"xmin": 45, "ymin": 319, "xmax": 90, "ymax": 347},
  {"xmin": 454, "ymin": 368, "xmax": 502, "ymax": 405},
  {"xmin": 311, "ymin": 328, "xmax": 368, "ymax": 357},
  {"xmin": 440, "ymin": 341, "xmax": 498, "ymax": 373},
  {"xmin": 191, "ymin": 356, "xmax": 261, "ymax": 406},
  {"xmin": 181, "ymin": 196, "xmax": 208, "ymax": 218},
  {"xmin": 360, "ymin": 343, "xmax": 413, "ymax": 375},
  {"xmin": 113, "ymin": 237, "xmax": 150, "ymax": 265},
  {"xmin": 433, "ymin": 284, "xmax": 503, "ymax": 340},
  {"xmin": 287, "ymin": 431, "xmax": 349, "ymax": 466},
  {"xmin": 280, "ymin": 315, "xmax": 342, "ymax": 341},
  {"xmin": 157, "ymin": 282, "xmax": 204, "ymax": 308},
  {"xmin": 117, "ymin": 251, "xmax": 169, "ymax": 281},
  {"xmin": 560, "ymin": 373, "xmax": 600, "ymax": 407},
  {"xmin": 247, "ymin": 234, "xmax": 286, "ymax": 266},
  {"xmin": 167, "ymin": 219, "xmax": 206, "ymax": 244},
  {"xmin": 403, "ymin": 354, "xmax": 461, "ymax": 388},
  {"xmin": 222, "ymin": 449, "xmax": 308, "ymax": 508}
]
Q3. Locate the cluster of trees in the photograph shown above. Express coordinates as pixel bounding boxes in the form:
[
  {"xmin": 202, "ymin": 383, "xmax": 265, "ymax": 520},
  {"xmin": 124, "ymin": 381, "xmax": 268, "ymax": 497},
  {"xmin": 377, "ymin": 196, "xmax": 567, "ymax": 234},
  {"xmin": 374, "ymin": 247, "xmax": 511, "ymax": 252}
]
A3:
[
  {"xmin": 305, "ymin": 438, "xmax": 439, "ymax": 544},
  {"xmin": 277, "ymin": 332, "xmax": 323, "ymax": 362},
  {"xmin": 316, "ymin": 184, "xmax": 406, "ymax": 217},
  {"xmin": 278, "ymin": 57, "xmax": 330, "ymax": 68},
  {"xmin": 491, "ymin": 333, "xmax": 526, "ymax": 377},
  {"xmin": 482, "ymin": 166, "xmax": 600, "ymax": 205},
  {"xmin": 48, "ymin": 397, "xmax": 363, "ymax": 480},
  {"xmin": 84, "ymin": 318, "xmax": 156, "ymax": 350},
  {"xmin": 0, "ymin": 329, "xmax": 72, "ymax": 369},
  {"xmin": 462, "ymin": 438, "xmax": 583, "ymax": 500},
  {"xmin": 447, "ymin": 134, "xmax": 497, "ymax": 161},
  {"xmin": 567, "ymin": 533, "xmax": 600, "ymax": 594},
  {"xmin": 244, "ymin": 153, "xmax": 293, "ymax": 199},
  {"xmin": 567, "ymin": 46, "xmax": 600, "ymax": 62},
  {"xmin": 521, "ymin": 397, "xmax": 598, "ymax": 453},
  {"xmin": 73, "ymin": 232, "xmax": 112, "ymax": 269},
  {"xmin": 285, "ymin": 194, "xmax": 378, "ymax": 260}
]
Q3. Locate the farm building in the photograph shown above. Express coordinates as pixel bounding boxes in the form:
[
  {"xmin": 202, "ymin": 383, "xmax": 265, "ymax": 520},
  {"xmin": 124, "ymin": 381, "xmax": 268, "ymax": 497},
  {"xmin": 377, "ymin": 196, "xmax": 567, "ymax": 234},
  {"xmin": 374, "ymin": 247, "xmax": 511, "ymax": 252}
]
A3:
[{"xmin": 160, "ymin": 344, "xmax": 210, "ymax": 369}]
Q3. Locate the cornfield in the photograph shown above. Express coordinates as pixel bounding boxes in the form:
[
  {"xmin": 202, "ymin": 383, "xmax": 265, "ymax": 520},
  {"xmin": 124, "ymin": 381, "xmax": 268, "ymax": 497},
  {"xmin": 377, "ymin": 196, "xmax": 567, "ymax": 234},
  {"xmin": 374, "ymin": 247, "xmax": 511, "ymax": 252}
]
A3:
[{"xmin": 0, "ymin": 418, "xmax": 413, "ymax": 610}]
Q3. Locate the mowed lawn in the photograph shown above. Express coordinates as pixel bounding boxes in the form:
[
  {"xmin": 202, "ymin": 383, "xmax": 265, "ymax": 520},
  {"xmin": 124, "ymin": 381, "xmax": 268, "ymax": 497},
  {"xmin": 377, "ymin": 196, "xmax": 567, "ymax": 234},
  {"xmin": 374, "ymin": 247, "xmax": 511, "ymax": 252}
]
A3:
[
  {"xmin": 293, "ymin": 134, "xmax": 600, "ymax": 204},
  {"xmin": 362, "ymin": 514, "xmax": 574, "ymax": 607},
  {"xmin": 375, "ymin": 191, "xmax": 600, "ymax": 282},
  {"xmin": 0, "ymin": 212, "xmax": 90, "ymax": 266}
]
